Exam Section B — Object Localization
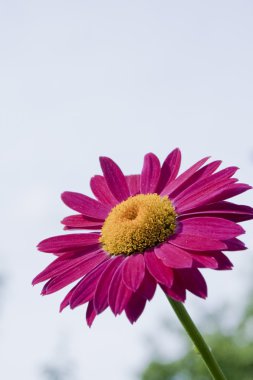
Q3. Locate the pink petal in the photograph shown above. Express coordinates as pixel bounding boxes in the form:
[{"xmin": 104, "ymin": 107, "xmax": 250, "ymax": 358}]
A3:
[
  {"xmin": 213, "ymin": 252, "xmax": 233, "ymax": 270},
  {"xmin": 161, "ymin": 271, "xmax": 186, "ymax": 302},
  {"xmin": 156, "ymin": 148, "xmax": 181, "ymax": 194},
  {"xmin": 160, "ymin": 156, "xmax": 209, "ymax": 196},
  {"xmin": 191, "ymin": 253, "xmax": 218, "ymax": 269},
  {"xmin": 126, "ymin": 175, "xmax": 140, "ymax": 195},
  {"xmin": 178, "ymin": 201, "xmax": 253, "ymax": 223},
  {"xmin": 99, "ymin": 157, "xmax": 130, "ymax": 202},
  {"xmin": 86, "ymin": 300, "xmax": 97, "ymax": 327},
  {"xmin": 41, "ymin": 251, "xmax": 108, "ymax": 295},
  {"xmin": 140, "ymin": 153, "xmax": 161, "ymax": 194},
  {"xmin": 223, "ymin": 237, "xmax": 247, "ymax": 251},
  {"xmin": 169, "ymin": 234, "xmax": 227, "ymax": 251},
  {"xmin": 33, "ymin": 247, "xmax": 102, "ymax": 285},
  {"xmin": 61, "ymin": 215, "xmax": 103, "ymax": 230},
  {"xmin": 122, "ymin": 254, "xmax": 145, "ymax": 291},
  {"xmin": 137, "ymin": 268, "xmax": 157, "ymax": 300},
  {"xmin": 59, "ymin": 281, "xmax": 81, "ymax": 312},
  {"xmin": 94, "ymin": 256, "xmax": 124, "ymax": 314},
  {"xmin": 61, "ymin": 191, "xmax": 110, "ymax": 220},
  {"xmin": 144, "ymin": 250, "xmax": 174, "ymax": 287},
  {"xmin": 108, "ymin": 262, "xmax": 132, "ymax": 315},
  {"xmin": 168, "ymin": 159, "xmax": 222, "ymax": 199},
  {"xmin": 155, "ymin": 243, "xmax": 192, "ymax": 268},
  {"xmin": 174, "ymin": 166, "xmax": 238, "ymax": 204},
  {"xmin": 70, "ymin": 260, "xmax": 110, "ymax": 308},
  {"xmin": 125, "ymin": 293, "xmax": 147, "ymax": 324},
  {"xmin": 179, "ymin": 217, "xmax": 244, "ymax": 240},
  {"xmin": 177, "ymin": 183, "xmax": 251, "ymax": 213},
  {"xmin": 90, "ymin": 175, "xmax": 118, "ymax": 206},
  {"xmin": 37, "ymin": 233, "xmax": 100, "ymax": 253},
  {"xmin": 177, "ymin": 268, "xmax": 207, "ymax": 298}
]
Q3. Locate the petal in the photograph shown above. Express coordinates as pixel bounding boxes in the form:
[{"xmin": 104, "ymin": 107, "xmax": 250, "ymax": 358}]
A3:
[
  {"xmin": 70, "ymin": 260, "xmax": 110, "ymax": 308},
  {"xmin": 108, "ymin": 262, "xmax": 132, "ymax": 315},
  {"xmin": 33, "ymin": 246, "xmax": 101, "ymax": 285},
  {"xmin": 177, "ymin": 268, "xmax": 207, "ymax": 298},
  {"xmin": 140, "ymin": 153, "xmax": 161, "ymax": 194},
  {"xmin": 213, "ymin": 252, "xmax": 233, "ymax": 270},
  {"xmin": 99, "ymin": 157, "xmax": 130, "ymax": 202},
  {"xmin": 174, "ymin": 166, "xmax": 238, "ymax": 204},
  {"xmin": 37, "ymin": 233, "xmax": 100, "ymax": 253},
  {"xmin": 126, "ymin": 175, "xmax": 140, "ymax": 195},
  {"xmin": 177, "ymin": 183, "xmax": 251, "ymax": 213},
  {"xmin": 61, "ymin": 215, "xmax": 103, "ymax": 230},
  {"xmin": 125, "ymin": 293, "xmax": 147, "ymax": 324},
  {"xmin": 178, "ymin": 201, "xmax": 253, "ymax": 223},
  {"xmin": 155, "ymin": 243, "xmax": 192, "ymax": 268},
  {"xmin": 137, "ymin": 268, "xmax": 157, "ymax": 300},
  {"xmin": 41, "ymin": 251, "xmax": 108, "ymax": 294},
  {"xmin": 59, "ymin": 281, "xmax": 81, "ymax": 312},
  {"xmin": 179, "ymin": 217, "xmax": 245, "ymax": 240},
  {"xmin": 122, "ymin": 254, "xmax": 145, "ymax": 291},
  {"xmin": 161, "ymin": 272, "xmax": 186, "ymax": 302},
  {"xmin": 191, "ymin": 253, "xmax": 218, "ymax": 269},
  {"xmin": 86, "ymin": 300, "xmax": 97, "ymax": 327},
  {"xmin": 90, "ymin": 175, "xmax": 118, "ymax": 206},
  {"xmin": 156, "ymin": 148, "xmax": 181, "ymax": 194},
  {"xmin": 161, "ymin": 156, "xmax": 209, "ymax": 196},
  {"xmin": 144, "ymin": 250, "xmax": 174, "ymax": 287},
  {"xmin": 94, "ymin": 256, "xmax": 124, "ymax": 314},
  {"xmin": 169, "ymin": 234, "xmax": 227, "ymax": 251},
  {"xmin": 61, "ymin": 191, "xmax": 110, "ymax": 220},
  {"xmin": 223, "ymin": 237, "xmax": 247, "ymax": 251}
]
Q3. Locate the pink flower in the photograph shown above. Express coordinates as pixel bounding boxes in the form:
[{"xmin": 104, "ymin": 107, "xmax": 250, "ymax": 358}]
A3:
[{"xmin": 33, "ymin": 149, "xmax": 253, "ymax": 326}]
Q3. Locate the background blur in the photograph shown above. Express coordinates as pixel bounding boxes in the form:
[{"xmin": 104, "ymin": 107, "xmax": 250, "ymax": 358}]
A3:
[{"xmin": 0, "ymin": 1, "xmax": 253, "ymax": 379}]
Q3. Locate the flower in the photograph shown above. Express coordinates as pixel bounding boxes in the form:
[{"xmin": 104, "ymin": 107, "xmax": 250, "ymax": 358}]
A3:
[{"xmin": 33, "ymin": 149, "xmax": 253, "ymax": 326}]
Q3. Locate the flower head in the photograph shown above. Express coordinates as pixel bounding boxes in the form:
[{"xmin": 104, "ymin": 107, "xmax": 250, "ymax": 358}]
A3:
[{"xmin": 33, "ymin": 149, "xmax": 253, "ymax": 326}]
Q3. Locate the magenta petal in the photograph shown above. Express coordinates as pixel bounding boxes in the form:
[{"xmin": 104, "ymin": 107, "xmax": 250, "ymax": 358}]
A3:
[
  {"xmin": 161, "ymin": 156, "xmax": 209, "ymax": 196},
  {"xmin": 155, "ymin": 243, "xmax": 192, "ymax": 268},
  {"xmin": 224, "ymin": 237, "xmax": 247, "ymax": 251},
  {"xmin": 180, "ymin": 217, "xmax": 245, "ymax": 240},
  {"xmin": 191, "ymin": 253, "xmax": 218, "ymax": 269},
  {"xmin": 90, "ymin": 175, "xmax": 118, "ymax": 206},
  {"xmin": 37, "ymin": 233, "xmax": 100, "ymax": 254},
  {"xmin": 108, "ymin": 262, "xmax": 132, "ymax": 315},
  {"xmin": 140, "ymin": 153, "xmax": 161, "ymax": 194},
  {"xmin": 37, "ymin": 233, "xmax": 100, "ymax": 253},
  {"xmin": 144, "ymin": 250, "xmax": 174, "ymax": 287},
  {"xmin": 70, "ymin": 260, "xmax": 110, "ymax": 308},
  {"xmin": 161, "ymin": 272, "xmax": 186, "ymax": 302},
  {"xmin": 156, "ymin": 148, "xmax": 181, "ymax": 194},
  {"xmin": 59, "ymin": 281, "xmax": 81, "ymax": 312},
  {"xmin": 125, "ymin": 293, "xmax": 147, "ymax": 324},
  {"xmin": 61, "ymin": 215, "xmax": 103, "ymax": 230},
  {"xmin": 213, "ymin": 252, "xmax": 233, "ymax": 270},
  {"xmin": 174, "ymin": 166, "xmax": 238, "ymax": 204},
  {"xmin": 86, "ymin": 300, "xmax": 97, "ymax": 327},
  {"xmin": 170, "ymin": 233, "xmax": 227, "ymax": 251},
  {"xmin": 126, "ymin": 175, "xmax": 140, "ymax": 195},
  {"xmin": 94, "ymin": 256, "xmax": 124, "ymax": 314},
  {"xmin": 99, "ymin": 157, "xmax": 130, "ymax": 202},
  {"xmin": 137, "ymin": 269, "xmax": 157, "ymax": 300},
  {"xmin": 33, "ymin": 247, "xmax": 101, "ymax": 285},
  {"xmin": 177, "ymin": 268, "xmax": 207, "ymax": 299},
  {"xmin": 61, "ymin": 191, "xmax": 110, "ymax": 220},
  {"xmin": 41, "ymin": 251, "xmax": 108, "ymax": 295},
  {"xmin": 122, "ymin": 254, "xmax": 145, "ymax": 291},
  {"xmin": 178, "ymin": 201, "xmax": 253, "ymax": 223}
]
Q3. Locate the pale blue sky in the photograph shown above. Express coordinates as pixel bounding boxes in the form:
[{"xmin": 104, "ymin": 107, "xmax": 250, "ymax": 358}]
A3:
[{"xmin": 0, "ymin": 1, "xmax": 253, "ymax": 379}]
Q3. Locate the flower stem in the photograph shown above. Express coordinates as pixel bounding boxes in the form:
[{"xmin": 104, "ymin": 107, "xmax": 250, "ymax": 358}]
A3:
[{"xmin": 167, "ymin": 297, "xmax": 227, "ymax": 380}]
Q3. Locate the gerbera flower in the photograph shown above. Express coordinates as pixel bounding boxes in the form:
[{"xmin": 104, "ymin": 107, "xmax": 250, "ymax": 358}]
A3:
[{"xmin": 33, "ymin": 149, "xmax": 253, "ymax": 326}]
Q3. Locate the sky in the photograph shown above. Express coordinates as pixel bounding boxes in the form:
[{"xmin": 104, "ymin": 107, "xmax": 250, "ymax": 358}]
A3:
[{"xmin": 0, "ymin": 1, "xmax": 253, "ymax": 379}]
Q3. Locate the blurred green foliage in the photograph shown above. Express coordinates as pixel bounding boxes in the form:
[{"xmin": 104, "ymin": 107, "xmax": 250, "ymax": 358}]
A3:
[{"xmin": 141, "ymin": 296, "xmax": 253, "ymax": 380}]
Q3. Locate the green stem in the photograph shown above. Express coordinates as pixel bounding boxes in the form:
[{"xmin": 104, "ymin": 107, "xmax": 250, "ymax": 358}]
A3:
[{"xmin": 167, "ymin": 297, "xmax": 227, "ymax": 380}]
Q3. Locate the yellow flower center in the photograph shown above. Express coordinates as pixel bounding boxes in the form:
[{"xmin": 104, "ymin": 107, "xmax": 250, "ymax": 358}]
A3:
[{"xmin": 100, "ymin": 194, "xmax": 177, "ymax": 256}]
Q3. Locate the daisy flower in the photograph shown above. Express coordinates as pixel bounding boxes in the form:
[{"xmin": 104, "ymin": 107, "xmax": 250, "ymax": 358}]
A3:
[{"xmin": 33, "ymin": 149, "xmax": 253, "ymax": 326}]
